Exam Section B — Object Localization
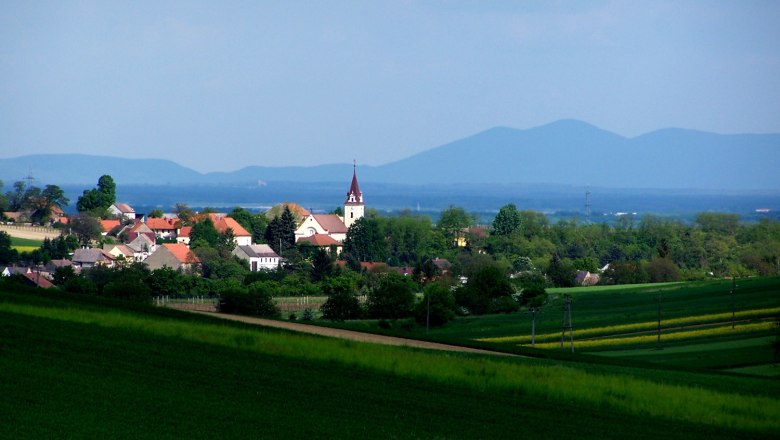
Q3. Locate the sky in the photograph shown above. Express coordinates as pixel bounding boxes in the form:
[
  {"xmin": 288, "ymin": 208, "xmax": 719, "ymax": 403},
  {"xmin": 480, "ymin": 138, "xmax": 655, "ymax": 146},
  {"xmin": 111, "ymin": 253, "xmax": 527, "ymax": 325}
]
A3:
[{"xmin": 1, "ymin": 1, "xmax": 779, "ymax": 172}]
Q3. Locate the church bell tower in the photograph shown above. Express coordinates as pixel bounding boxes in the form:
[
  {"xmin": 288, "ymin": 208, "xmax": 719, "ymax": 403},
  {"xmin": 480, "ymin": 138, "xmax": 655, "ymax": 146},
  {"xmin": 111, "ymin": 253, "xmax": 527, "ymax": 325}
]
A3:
[{"xmin": 344, "ymin": 162, "xmax": 364, "ymax": 229}]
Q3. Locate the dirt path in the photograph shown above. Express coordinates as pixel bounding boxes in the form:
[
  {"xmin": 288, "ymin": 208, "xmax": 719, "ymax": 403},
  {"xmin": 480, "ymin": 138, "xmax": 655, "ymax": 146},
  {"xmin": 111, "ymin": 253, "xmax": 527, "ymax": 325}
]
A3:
[
  {"xmin": 190, "ymin": 310, "xmax": 516, "ymax": 357},
  {"xmin": 0, "ymin": 224, "xmax": 61, "ymax": 240}
]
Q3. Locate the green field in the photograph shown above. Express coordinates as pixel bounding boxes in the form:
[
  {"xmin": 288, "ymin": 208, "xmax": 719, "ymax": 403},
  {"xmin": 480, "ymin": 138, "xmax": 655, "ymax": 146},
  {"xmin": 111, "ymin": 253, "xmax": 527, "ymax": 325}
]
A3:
[
  {"xmin": 2, "ymin": 286, "xmax": 779, "ymax": 439},
  {"xmin": 9, "ymin": 236, "xmax": 43, "ymax": 252},
  {"xmin": 321, "ymin": 278, "xmax": 780, "ymax": 374}
]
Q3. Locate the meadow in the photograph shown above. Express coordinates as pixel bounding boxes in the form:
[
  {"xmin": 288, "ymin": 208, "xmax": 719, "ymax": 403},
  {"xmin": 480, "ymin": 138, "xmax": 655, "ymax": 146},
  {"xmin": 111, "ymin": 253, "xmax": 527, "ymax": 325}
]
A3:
[
  {"xmin": 324, "ymin": 277, "xmax": 780, "ymax": 374},
  {"xmin": 9, "ymin": 236, "xmax": 43, "ymax": 253},
  {"xmin": 1, "ymin": 285, "xmax": 779, "ymax": 439}
]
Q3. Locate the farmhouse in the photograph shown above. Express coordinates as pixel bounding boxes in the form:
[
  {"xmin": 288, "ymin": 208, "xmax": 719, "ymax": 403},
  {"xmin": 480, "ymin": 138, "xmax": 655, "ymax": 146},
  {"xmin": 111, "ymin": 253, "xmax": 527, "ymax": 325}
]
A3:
[
  {"xmin": 72, "ymin": 248, "xmax": 116, "ymax": 269},
  {"xmin": 108, "ymin": 203, "xmax": 136, "ymax": 221},
  {"xmin": 233, "ymin": 244, "xmax": 281, "ymax": 271},
  {"xmin": 208, "ymin": 213, "xmax": 252, "ymax": 246},
  {"xmin": 144, "ymin": 243, "xmax": 200, "ymax": 272},
  {"xmin": 146, "ymin": 218, "xmax": 179, "ymax": 239}
]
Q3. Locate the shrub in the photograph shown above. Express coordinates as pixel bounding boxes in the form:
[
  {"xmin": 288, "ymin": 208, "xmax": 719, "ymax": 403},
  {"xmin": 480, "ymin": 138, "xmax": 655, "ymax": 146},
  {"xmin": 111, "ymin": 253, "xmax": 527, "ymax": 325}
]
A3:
[
  {"xmin": 218, "ymin": 284, "xmax": 280, "ymax": 318},
  {"xmin": 366, "ymin": 272, "xmax": 416, "ymax": 319},
  {"xmin": 414, "ymin": 282, "xmax": 456, "ymax": 327},
  {"xmin": 320, "ymin": 276, "xmax": 362, "ymax": 321}
]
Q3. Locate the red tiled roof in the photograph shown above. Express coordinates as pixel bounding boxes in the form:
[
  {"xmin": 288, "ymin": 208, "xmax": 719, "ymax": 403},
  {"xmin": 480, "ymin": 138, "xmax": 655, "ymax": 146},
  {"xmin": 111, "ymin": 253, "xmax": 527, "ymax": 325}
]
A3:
[
  {"xmin": 146, "ymin": 218, "xmax": 178, "ymax": 230},
  {"xmin": 100, "ymin": 220, "xmax": 121, "ymax": 233},
  {"xmin": 178, "ymin": 226, "xmax": 192, "ymax": 237},
  {"xmin": 162, "ymin": 243, "xmax": 200, "ymax": 264},
  {"xmin": 298, "ymin": 234, "xmax": 341, "ymax": 247},
  {"xmin": 22, "ymin": 272, "xmax": 55, "ymax": 288},
  {"xmin": 312, "ymin": 214, "xmax": 347, "ymax": 234},
  {"xmin": 208, "ymin": 214, "xmax": 251, "ymax": 237}
]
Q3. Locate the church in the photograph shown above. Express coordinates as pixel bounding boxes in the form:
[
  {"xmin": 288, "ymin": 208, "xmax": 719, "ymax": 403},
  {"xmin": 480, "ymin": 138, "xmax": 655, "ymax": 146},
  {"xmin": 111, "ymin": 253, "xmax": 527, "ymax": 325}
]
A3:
[{"xmin": 294, "ymin": 164, "xmax": 364, "ymax": 246}]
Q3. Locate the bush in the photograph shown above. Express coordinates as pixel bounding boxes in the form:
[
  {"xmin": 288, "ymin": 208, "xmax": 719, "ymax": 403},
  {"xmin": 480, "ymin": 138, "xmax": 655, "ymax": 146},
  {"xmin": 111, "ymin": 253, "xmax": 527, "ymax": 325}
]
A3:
[
  {"xmin": 414, "ymin": 282, "xmax": 456, "ymax": 327},
  {"xmin": 366, "ymin": 272, "xmax": 416, "ymax": 320},
  {"xmin": 218, "ymin": 284, "xmax": 280, "ymax": 318},
  {"xmin": 454, "ymin": 265, "xmax": 516, "ymax": 315},
  {"xmin": 301, "ymin": 308, "xmax": 315, "ymax": 321},
  {"xmin": 320, "ymin": 276, "xmax": 362, "ymax": 321}
]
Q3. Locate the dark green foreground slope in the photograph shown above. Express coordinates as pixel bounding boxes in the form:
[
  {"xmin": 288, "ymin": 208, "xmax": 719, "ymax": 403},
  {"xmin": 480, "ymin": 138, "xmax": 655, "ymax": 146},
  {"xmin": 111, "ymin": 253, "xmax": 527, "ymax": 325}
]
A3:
[{"xmin": 0, "ymin": 289, "xmax": 775, "ymax": 439}]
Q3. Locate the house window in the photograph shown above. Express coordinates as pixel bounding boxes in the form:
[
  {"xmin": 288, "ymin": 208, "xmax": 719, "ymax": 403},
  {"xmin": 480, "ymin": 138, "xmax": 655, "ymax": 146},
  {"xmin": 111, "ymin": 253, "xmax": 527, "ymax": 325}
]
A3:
[{"xmin": 350, "ymin": 212, "xmax": 353, "ymax": 218}]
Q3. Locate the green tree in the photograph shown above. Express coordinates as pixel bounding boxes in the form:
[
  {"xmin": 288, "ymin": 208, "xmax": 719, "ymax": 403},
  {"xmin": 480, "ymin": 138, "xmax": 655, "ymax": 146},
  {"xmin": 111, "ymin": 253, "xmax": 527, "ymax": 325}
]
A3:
[
  {"xmin": 343, "ymin": 217, "xmax": 387, "ymax": 262},
  {"xmin": 310, "ymin": 247, "xmax": 333, "ymax": 282},
  {"xmin": 68, "ymin": 213, "xmax": 102, "ymax": 246},
  {"xmin": 414, "ymin": 281, "xmax": 456, "ymax": 327},
  {"xmin": 366, "ymin": 272, "xmax": 416, "ymax": 319},
  {"xmin": 454, "ymin": 265, "xmax": 516, "ymax": 315},
  {"xmin": 148, "ymin": 209, "xmax": 164, "ymax": 218},
  {"xmin": 492, "ymin": 203, "xmax": 521, "ymax": 236},
  {"xmin": 218, "ymin": 282, "xmax": 280, "ymax": 318},
  {"xmin": 0, "ymin": 231, "xmax": 19, "ymax": 264},
  {"xmin": 189, "ymin": 218, "xmax": 220, "ymax": 248},
  {"xmin": 437, "ymin": 205, "xmax": 472, "ymax": 248},
  {"xmin": 76, "ymin": 175, "xmax": 116, "ymax": 214},
  {"xmin": 320, "ymin": 275, "xmax": 362, "ymax": 321},
  {"xmin": 229, "ymin": 207, "xmax": 269, "ymax": 244},
  {"xmin": 265, "ymin": 206, "xmax": 297, "ymax": 254}
]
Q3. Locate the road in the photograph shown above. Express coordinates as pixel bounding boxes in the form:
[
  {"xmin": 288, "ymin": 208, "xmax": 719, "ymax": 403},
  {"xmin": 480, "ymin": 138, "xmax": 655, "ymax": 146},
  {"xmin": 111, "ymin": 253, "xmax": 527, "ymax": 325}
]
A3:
[{"xmin": 190, "ymin": 310, "xmax": 516, "ymax": 357}]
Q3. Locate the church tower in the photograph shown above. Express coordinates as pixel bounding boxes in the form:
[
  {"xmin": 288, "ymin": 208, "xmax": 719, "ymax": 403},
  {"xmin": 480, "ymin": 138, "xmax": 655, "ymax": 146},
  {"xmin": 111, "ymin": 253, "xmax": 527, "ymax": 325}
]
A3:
[{"xmin": 344, "ymin": 162, "xmax": 364, "ymax": 229}]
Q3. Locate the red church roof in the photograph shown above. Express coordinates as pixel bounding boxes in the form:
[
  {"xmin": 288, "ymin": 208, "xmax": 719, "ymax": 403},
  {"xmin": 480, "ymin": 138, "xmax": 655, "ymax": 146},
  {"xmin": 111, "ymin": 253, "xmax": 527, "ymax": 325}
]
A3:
[{"xmin": 345, "ymin": 163, "xmax": 363, "ymax": 205}]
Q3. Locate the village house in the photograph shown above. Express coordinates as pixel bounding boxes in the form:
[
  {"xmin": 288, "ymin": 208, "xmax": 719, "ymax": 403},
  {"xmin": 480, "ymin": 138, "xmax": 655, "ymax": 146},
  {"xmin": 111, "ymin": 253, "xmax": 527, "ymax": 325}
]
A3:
[
  {"xmin": 144, "ymin": 243, "xmax": 200, "ymax": 272},
  {"xmin": 176, "ymin": 226, "xmax": 192, "ymax": 245},
  {"xmin": 99, "ymin": 219, "xmax": 121, "ymax": 236},
  {"xmin": 208, "ymin": 213, "xmax": 252, "ymax": 246},
  {"xmin": 108, "ymin": 203, "xmax": 136, "ymax": 221},
  {"xmin": 71, "ymin": 248, "xmax": 116, "ymax": 269},
  {"xmin": 145, "ymin": 218, "xmax": 179, "ymax": 240},
  {"xmin": 233, "ymin": 244, "xmax": 281, "ymax": 271}
]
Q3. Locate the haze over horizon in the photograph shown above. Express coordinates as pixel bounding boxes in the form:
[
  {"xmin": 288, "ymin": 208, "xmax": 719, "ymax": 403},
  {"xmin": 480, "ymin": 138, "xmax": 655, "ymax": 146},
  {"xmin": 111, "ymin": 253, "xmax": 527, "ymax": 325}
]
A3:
[{"xmin": 2, "ymin": 1, "xmax": 779, "ymax": 173}]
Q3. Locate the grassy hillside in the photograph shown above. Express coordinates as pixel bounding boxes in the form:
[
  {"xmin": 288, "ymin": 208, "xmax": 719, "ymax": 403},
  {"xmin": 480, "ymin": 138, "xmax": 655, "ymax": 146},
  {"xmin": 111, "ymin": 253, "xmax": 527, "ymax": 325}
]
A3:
[
  {"xmin": 321, "ymin": 278, "xmax": 780, "ymax": 374},
  {"xmin": 1, "ymin": 286, "xmax": 779, "ymax": 439},
  {"xmin": 9, "ymin": 236, "xmax": 43, "ymax": 252}
]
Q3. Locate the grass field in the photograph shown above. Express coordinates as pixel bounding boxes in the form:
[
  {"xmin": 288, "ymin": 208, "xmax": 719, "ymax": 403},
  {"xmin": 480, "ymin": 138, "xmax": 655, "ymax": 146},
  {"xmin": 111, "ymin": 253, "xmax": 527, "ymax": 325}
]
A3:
[
  {"xmin": 322, "ymin": 277, "xmax": 780, "ymax": 374},
  {"xmin": 9, "ymin": 236, "xmax": 43, "ymax": 253},
  {"xmin": 1, "ymin": 286, "xmax": 779, "ymax": 439}
]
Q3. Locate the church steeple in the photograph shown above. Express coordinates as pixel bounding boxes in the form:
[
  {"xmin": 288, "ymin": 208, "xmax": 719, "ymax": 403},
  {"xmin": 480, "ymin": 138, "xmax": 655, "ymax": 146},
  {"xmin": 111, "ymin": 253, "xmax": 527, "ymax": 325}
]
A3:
[
  {"xmin": 344, "ymin": 161, "xmax": 364, "ymax": 228},
  {"xmin": 345, "ymin": 161, "xmax": 363, "ymax": 205}
]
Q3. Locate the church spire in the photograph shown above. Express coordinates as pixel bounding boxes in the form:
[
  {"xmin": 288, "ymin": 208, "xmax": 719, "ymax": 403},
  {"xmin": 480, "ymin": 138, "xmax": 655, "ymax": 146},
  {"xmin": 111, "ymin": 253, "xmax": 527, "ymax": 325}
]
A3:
[
  {"xmin": 345, "ymin": 160, "xmax": 362, "ymax": 205},
  {"xmin": 344, "ymin": 161, "xmax": 364, "ymax": 229}
]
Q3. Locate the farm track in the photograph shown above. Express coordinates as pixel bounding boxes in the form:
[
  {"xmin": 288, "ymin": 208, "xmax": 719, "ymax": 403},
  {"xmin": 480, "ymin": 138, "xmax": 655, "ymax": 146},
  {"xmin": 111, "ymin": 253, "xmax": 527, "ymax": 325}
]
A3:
[{"xmin": 189, "ymin": 309, "xmax": 518, "ymax": 357}]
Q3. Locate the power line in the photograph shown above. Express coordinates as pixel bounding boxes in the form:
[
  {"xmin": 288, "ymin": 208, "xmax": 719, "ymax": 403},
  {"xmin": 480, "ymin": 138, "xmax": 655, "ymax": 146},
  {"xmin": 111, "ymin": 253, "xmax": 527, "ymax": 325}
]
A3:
[{"xmin": 560, "ymin": 294, "xmax": 574, "ymax": 353}]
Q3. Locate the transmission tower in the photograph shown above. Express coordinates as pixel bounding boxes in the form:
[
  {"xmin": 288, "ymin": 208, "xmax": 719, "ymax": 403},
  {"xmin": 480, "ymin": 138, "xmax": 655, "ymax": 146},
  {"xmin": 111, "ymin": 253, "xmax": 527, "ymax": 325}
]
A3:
[
  {"xmin": 584, "ymin": 186, "xmax": 592, "ymax": 224},
  {"xmin": 24, "ymin": 166, "xmax": 35, "ymax": 187}
]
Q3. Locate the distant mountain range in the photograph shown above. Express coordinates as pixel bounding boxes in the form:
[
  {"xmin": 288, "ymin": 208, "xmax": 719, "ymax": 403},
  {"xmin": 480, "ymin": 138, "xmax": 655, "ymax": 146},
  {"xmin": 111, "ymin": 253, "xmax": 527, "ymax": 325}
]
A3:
[{"xmin": 1, "ymin": 120, "xmax": 778, "ymax": 190}]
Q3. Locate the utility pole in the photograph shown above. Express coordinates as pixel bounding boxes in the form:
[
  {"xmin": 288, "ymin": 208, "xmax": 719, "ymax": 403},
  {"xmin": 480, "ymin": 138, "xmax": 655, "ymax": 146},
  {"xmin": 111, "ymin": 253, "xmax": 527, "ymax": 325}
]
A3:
[
  {"xmin": 731, "ymin": 277, "xmax": 737, "ymax": 330},
  {"xmin": 560, "ymin": 295, "xmax": 574, "ymax": 353},
  {"xmin": 530, "ymin": 307, "xmax": 537, "ymax": 347},
  {"xmin": 426, "ymin": 292, "xmax": 431, "ymax": 334},
  {"xmin": 656, "ymin": 291, "xmax": 662, "ymax": 350}
]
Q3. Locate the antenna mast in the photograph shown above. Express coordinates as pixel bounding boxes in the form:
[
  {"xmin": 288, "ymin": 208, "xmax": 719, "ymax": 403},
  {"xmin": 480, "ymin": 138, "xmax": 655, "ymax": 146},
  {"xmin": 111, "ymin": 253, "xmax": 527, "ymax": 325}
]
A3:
[{"xmin": 585, "ymin": 185, "xmax": 592, "ymax": 224}]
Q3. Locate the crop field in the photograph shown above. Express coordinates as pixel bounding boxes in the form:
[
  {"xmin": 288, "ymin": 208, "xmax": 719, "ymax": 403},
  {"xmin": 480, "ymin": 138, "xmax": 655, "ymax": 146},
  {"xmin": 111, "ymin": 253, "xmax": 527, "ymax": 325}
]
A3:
[
  {"xmin": 9, "ymin": 236, "xmax": 43, "ymax": 252},
  {"xmin": 1, "ymin": 286, "xmax": 779, "ymax": 439},
  {"xmin": 328, "ymin": 277, "xmax": 780, "ymax": 374}
]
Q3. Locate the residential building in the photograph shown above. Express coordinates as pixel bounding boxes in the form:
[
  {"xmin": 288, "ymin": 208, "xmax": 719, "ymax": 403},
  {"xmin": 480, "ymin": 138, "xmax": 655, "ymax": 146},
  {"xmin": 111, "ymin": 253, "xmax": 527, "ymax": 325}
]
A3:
[
  {"xmin": 233, "ymin": 244, "xmax": 281, "ymax": 271},
  {"xmin": 144, "ymin": 243, "xmax": 200, "ymax": 272},
  {"xmin": 108, "ymin": 203, "xmax": 136, "ymax": 221}
]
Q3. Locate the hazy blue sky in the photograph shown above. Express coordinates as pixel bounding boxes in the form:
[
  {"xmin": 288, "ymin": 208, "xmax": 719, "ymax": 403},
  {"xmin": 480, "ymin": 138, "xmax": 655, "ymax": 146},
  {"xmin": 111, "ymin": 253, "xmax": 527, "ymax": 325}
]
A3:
[{"xmin": 2, "ymin": 1, "xmax": 778, "ymax": 172}]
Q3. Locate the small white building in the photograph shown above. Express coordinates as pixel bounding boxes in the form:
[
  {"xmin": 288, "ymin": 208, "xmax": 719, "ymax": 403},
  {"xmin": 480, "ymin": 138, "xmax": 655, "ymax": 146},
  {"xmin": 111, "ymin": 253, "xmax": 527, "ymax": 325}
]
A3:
[
  {"xmin": 108, "ymin": 203, "xmax": 136, "ymax": 221},
  {"xmin": 233, "ymin": 244, "xmax": 280, "ymax": 271}
]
